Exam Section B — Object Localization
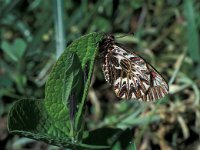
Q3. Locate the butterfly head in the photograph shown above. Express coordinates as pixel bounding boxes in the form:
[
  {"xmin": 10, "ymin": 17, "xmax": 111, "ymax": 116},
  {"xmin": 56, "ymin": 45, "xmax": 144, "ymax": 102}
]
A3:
[{"xmin": 99, "ymin": 34, "xmax": 115, "ymax": 53}]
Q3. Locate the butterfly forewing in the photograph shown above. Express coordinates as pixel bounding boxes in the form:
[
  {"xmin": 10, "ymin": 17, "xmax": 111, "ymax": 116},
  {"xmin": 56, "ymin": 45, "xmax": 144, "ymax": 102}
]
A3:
[{"xmin": 100, "ymin": 35, "xmax": 169, "ymax": 101}]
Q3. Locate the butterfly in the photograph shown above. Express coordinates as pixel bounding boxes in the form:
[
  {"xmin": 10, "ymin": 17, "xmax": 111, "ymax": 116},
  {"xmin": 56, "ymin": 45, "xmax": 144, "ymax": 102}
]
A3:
[{"xmin": 99, "ymin": 35, "xmax": 169, "ymax": 101}]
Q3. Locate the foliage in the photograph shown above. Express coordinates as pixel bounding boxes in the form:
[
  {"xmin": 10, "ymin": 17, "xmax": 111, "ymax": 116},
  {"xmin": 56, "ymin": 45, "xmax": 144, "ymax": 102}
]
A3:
[{"xmin": 0, "ymin": 0, "xmax": 200, "ymax": 150}]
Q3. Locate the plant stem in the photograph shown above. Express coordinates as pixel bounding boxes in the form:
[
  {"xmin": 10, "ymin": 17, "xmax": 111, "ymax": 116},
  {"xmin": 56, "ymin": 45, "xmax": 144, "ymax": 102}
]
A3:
[{"xmin": 53, "ymin": 0, "xmax": 66, "ymax": 59}]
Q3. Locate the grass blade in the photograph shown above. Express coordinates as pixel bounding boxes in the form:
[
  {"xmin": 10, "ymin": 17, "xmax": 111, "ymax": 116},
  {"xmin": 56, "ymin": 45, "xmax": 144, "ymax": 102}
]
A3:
[{"xmin": 53, "ymin": 0, "xmax": 66, "ymax": 59}]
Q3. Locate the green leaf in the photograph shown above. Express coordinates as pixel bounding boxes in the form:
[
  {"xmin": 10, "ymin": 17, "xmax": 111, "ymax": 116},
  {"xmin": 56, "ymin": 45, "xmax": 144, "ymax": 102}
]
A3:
[
  {"xmin": 1, "ymin": 38, "xmax": 27, "ymax": 62},
  {"xmin": 184, "ymin": 0, "xmax": 200, "ymax": 63},
  {"xmin": 8, "ymin": 32, "xmax": 104, "ymax": 148},
  {"xmin": 83, "ymin": 128, "xmax": 123, "ymax": 146},
  {"xmin": 44, "ymin": 32, "xmax": 104, "ymax": 140},
  {"xmin": 8, "ymin": 99, "xmax": 109, "ymax": 149},
  {"xmin": 8, "ymin": 99, "xmax": 72, "ymax": 147},
  {"xmin": 111, "ymin": 129, "xmax": 136, "ymax": 150},
  {"xmin": 82, "ymin": 128, "xmax": 124, "ymax": 149}
]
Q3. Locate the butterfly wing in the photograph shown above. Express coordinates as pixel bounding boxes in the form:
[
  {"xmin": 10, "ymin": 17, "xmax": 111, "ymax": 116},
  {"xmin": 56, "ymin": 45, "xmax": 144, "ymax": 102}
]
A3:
[
  {"xmin": 145, "ymin": 64, "xmax": 169, "ymax": 100},
  {"xmin": 102, "ymin": 45, "xmax": 168, "ymax": 101}
]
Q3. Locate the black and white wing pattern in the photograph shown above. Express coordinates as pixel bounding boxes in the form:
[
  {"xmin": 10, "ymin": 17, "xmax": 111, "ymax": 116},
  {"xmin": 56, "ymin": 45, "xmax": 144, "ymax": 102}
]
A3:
[{"xmin": 99, "ymin": 35, "xmax": 169, "ymax": 101}]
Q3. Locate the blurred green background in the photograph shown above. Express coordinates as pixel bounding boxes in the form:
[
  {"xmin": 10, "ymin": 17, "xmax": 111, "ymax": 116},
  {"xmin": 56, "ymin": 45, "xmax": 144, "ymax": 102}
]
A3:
[{"xmin": 0, "ymin": 0, "xmax": 200, "ymax": 149}]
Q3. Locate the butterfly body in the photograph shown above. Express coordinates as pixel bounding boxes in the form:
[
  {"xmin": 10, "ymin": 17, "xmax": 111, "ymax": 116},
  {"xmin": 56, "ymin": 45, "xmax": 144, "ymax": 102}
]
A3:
[{"xmin": 99, "ymin": 35, "xmax": 169, "ymax": 101}]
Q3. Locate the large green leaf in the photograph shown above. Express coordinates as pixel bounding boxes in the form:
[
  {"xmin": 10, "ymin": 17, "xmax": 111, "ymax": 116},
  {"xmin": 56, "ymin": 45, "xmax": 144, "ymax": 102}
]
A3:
[
  {"xmin": 8, "ymin": 32, "xmax": 105, "ymax": 148},
  {"xmin": 8, "ymin": 99, "xmax": 72, "ymax": 148},
  {"xmin": 8, "ymin": 99, "xmax": 113, "ymax": 149},
  {"xmin": 44, "ymin": 32, "xmax": 104, "ymax": 140}
]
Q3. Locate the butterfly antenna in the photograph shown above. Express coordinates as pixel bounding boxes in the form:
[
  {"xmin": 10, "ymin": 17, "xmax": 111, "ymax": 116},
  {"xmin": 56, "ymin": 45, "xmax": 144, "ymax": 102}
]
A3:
[{"xmin": 115, "ymin": 32, "xmax": 134, "ymax": 39}]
